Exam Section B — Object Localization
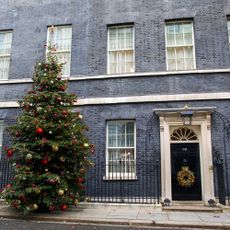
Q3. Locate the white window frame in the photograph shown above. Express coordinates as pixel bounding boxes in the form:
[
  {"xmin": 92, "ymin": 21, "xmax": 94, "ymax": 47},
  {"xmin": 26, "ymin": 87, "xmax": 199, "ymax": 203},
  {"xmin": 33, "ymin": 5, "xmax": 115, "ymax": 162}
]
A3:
[
  {"xmin": 165, "ymin": 20, "xmax": 196, "ymax": 71},
  {"xmin": 0, "ymin": 31, "xmax": 13, "ymax": 80},
  {"xmin": 105, "ymin": 120, "xmax": 136, "ymax": 180},
  {"xmin": 0, "ymin": 120, "xmax": 4, "ymax": 158},
  {"xmin": 46, "ymin": 25, "xmax": 72, "ymax": 76},
  {"xmin": 107, "ymin": 25, "xmax": 135, "ymax": 74}
]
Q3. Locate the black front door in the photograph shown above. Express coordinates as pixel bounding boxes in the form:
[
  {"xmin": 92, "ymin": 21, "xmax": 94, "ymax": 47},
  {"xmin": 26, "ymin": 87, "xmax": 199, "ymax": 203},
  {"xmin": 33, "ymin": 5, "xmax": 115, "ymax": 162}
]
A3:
[{"xmin": 171, "ymin": 143, "xmax": 202, "ymax": 200}]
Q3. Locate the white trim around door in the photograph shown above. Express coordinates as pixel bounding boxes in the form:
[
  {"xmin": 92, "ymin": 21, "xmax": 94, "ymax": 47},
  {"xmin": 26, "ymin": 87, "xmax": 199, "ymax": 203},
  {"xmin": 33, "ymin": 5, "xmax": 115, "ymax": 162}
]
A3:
[{"xmin": 154, "ymin": 107, "xmax": 215, "ymax": 205}]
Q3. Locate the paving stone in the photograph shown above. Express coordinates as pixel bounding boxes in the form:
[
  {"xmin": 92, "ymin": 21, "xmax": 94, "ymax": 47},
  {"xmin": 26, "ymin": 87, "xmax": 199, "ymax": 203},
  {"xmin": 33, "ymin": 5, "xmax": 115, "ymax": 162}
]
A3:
[{"xmin": 167, "ymin": 212, "xmax": 202, "ymax": 222}]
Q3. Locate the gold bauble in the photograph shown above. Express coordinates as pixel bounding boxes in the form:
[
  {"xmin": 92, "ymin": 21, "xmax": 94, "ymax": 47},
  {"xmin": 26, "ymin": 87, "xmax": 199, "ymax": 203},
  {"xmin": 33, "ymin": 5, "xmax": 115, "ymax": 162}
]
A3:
[
  {"xmin": 59, "ymin": 156, "xmax": 66, "ymax": 162},
  {"xmin": 32, "ymin": 203, "xmax": 38, "ymax": 210},
  {"xmin": 84, "ymin": 143, "xmax": 89, "ymax": 147},
  {"xmin": 57, "ymin": 189, "xmax": 64, "ymax": 196},
  {"xmin": 52, "ymin": 144, "xmax": 59, "ymax": 152}
]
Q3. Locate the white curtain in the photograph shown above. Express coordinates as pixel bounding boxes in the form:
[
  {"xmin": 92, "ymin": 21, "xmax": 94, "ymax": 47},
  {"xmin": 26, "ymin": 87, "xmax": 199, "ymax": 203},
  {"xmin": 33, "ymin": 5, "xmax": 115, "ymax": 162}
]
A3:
[
  {"xmin": 108, "ymin": 121, "xmax": 135, "ymax": 174},
  {"xmin": 48, "ymin": 26, "xmax": 72, "ymax": 76},
  {"xmin": 0, "ymin": 32, "xmax": 12, "ymax": 79},
  {"xmin": 109, "ymin": 26, "xmax": 134, "ymax": 74},
  {"xmin": 0, "ymin": 121, "xmax": 3, "ymax": 156},
  {"xmin": 166, "ymin": 22, "xmax": 194, "ymax": 71}
]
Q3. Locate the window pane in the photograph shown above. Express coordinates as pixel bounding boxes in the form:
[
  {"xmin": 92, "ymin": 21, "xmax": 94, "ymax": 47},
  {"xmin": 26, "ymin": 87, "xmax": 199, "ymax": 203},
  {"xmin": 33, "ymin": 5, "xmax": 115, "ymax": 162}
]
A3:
[
  {"xmin": 125, "ymin": 50, "xmax": 134, "ymax": 73},
  {"xmin": 166, "ymin": 21, "xmax": 194, "ymax": 71},
  {"xmin": 47, "ymin": 26, "xmax": 72, "ymax": 76},
  {"xmin": 167, "ymin": 34, "xmax": 175, "ymax": 46},
  {"xmin": 168, "ymin": 59, "xmax": 176, "ymax": 71},
  {"xmin": 108, "ymin": 26, "xmax": 134, "ymax": 74},
  {"xmin": 118, "ymin": 28, "xmax": 125, "ymax": 49},
  {"xmin": 184, "ymin": 33, "xmax": 193, "ymax": 45},
  {"xmin": 0, "ymin": 121, "xmax": 3, "ymax": 156},
  {"xmin": 108, "ymin": 123, "xmax": 117, "ymax": 147},
  {"xmin": 126, "ymin": 122, "xmax": 134, "ymax": 147},
  {"xmin": 183, "ymin": 22, "xmax": 192, "ymax": 33},
  {"xmin": 184, "ymin": 46, "xmax": 193, "ymax": 58},
  {"xmin": 117, "ymin": 123, "xmax": 125, "ymax": 147},
  {"xmin": 0, "ymin": 31, "xmax": 12, "ymax": 80},
  {"xmin": 175, "ymin": 34, "xmax": 184, "ymax": 45},
  {"xmin": 108, "ymin": 161, "xmax": 120, "ymax": 173},
  {"xmin": 167, "ymin": 24, "xmax": 175, "ymax": 35},
  {"xmin": 0, "ymin": 32, "xmax": 12, "ymax": 55},
  {"xmin": 109, "ymin": 28, "xmax": 117, "ymax": 50},
  {"xmin": 0, "ymin": 56, "xmax": 10, "ymax": 80},
  {"xmin": 55, "ymin": 52, "xmax": 71, "ymax": 76},
  {"xmin": 125, "ymin": 27, "xmax": 133, "ymax": 49},
  {"xmin": 107, "ymin": 121, "xmax": 135, "ymax": 176},
  {"xmin": 108, "ymin": 149, "xmax": 117, "ymax": 160},
  {"xmin": 228, "ymin": 20, "xmax": 230, "ymax": 44},
  {"xmin": 167, "ymin": 47, "xmax": 175, "ymax": 59},
  {"xmin": 185, "ymin": 58, "xmax": 194, "ymax": 70},
  {"xmin": 108, "ymin": 148, "xmax": 135, "ymax": 174},
  {"xmin": 176, "ymin": 58, "xmax": 185, "ymax": 70},
  {"xmin": 109, "ymin": 51, "xmax": 117, "ymax": 74}
]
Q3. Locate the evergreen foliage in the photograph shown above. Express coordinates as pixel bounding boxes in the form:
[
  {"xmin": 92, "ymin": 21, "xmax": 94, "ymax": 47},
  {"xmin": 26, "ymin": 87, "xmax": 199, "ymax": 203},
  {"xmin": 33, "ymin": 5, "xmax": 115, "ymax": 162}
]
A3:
[{"xmin": 1, "ymin": 48, "xmax": 93, "ymax": 214}]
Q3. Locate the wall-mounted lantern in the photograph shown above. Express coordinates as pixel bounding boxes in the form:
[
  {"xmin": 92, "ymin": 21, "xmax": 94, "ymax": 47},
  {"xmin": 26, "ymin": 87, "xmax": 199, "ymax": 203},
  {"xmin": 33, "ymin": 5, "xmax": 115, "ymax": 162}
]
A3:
[{"xmin": 180, "ymin": 110, "xmax": 194, "ymax": 126}]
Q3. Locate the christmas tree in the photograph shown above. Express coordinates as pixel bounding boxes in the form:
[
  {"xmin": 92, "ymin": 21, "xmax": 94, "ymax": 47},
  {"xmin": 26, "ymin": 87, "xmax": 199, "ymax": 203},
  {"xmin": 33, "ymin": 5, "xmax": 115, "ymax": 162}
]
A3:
[{"xmin": 1, "ymin": 47, "xmax": 93, "ymax": 214}]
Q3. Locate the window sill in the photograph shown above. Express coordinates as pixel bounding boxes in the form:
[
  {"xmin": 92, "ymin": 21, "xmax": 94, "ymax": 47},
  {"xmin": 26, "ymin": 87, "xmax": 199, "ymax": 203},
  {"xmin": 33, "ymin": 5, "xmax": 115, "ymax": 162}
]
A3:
[
  {"xmin": 1, "ymin": 68, "xmax": 230, "ymax": 85},
  {"xmin": 103, "ymin": 175, "xmax": 137, "ymax": 181}
]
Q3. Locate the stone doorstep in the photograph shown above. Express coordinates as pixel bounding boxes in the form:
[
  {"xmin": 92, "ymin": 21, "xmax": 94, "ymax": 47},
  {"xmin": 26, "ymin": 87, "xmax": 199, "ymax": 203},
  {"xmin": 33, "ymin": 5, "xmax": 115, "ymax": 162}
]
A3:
[
  {"xmin": 218, "ymin": 204, "xmax": 230, "ymax": 213},
  {"xmin": 163, "ymin": 206, "xmax": 223, "ymax": 213}
]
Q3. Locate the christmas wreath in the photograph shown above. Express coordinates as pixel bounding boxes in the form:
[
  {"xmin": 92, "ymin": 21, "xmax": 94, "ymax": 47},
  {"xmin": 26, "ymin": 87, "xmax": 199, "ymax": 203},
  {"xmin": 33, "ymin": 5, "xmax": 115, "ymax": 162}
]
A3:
[{"xmin": 177, "ymin": 166, "xmax": 195, "ymax": 188}]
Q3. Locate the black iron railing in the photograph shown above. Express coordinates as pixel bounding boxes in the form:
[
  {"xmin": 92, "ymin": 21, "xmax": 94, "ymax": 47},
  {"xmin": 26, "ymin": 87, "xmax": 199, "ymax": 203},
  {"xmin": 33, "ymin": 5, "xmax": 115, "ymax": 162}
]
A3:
[
  {"xmin": 0, "ymin": 160, "xmax": 13, "ymax": 190},
  {"xmin": 85, "ymin": 159, "xmax": 160, "ymax": 204},
  {"xmin": 213, "ymin": 111, "xmax": 230, "ymax": 206}
]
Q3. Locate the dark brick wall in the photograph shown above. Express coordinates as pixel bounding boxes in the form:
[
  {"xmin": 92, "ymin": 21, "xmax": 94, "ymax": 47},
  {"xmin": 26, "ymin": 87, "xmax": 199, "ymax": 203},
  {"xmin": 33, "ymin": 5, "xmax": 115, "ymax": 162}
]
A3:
[
  {"xmin": 0, "ymin": 101, "xmax": 229, "ymax": 198},
  {"xmin": 0, "ymin": 0, "xmax": 229, "ymax": 200},
  {"xmin": 0, "ymin": 72, "xmax": 230, "ymax": 101},
  {"xmin": 0, "ymin": 0, "xmax": 229, "ymax": 78}
]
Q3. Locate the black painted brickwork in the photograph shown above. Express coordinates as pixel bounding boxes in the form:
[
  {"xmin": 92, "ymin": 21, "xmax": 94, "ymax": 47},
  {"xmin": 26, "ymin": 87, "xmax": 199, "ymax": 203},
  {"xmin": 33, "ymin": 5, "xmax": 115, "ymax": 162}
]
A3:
[{"xmin": 0, "ymin": 0, "xmax": 230, "ymax": 78}]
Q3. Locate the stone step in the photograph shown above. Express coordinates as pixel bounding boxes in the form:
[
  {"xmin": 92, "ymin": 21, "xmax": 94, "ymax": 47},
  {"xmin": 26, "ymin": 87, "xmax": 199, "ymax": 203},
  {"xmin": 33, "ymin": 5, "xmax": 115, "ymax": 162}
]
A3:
[
  {"xmin": 163, "ymin": 205, "xmax": 223, "ymax": 213},
  {"xmin": 172, "ymin": 201, "xmax": 203, "ymax": 206}
]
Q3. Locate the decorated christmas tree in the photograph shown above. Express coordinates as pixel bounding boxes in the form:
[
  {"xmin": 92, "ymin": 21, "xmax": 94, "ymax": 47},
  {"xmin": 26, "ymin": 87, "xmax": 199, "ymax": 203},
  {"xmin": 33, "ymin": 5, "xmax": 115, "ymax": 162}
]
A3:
[{"xmin": 1, "ymin": 47, "xmax": 93, "ymax": 213}]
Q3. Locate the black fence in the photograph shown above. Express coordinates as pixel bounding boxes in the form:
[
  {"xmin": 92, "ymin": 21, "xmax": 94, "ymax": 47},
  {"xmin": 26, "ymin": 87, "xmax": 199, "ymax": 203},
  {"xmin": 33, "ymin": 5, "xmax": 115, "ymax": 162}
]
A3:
[
  {"xmin": 85, "ymin": 159, "xmax": 161, "ymax": 204},
  {"xmin": 214, "ymin": 147, "xmax": 230, "ymax": 206},
  {"xmin": 213, "ymin": 111, "xmax": 230, "ymax": 206},
  {"xmin": 0, "ymin": 160, "xmax": 13, "ymax": 190}
]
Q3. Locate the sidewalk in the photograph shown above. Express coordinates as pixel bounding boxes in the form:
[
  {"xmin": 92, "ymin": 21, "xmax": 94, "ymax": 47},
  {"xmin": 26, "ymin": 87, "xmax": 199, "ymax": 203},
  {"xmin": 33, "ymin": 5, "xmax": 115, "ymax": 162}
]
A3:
[{"xmin": 0, "ymin": 202, "xmax": 230, "ymax": 229}]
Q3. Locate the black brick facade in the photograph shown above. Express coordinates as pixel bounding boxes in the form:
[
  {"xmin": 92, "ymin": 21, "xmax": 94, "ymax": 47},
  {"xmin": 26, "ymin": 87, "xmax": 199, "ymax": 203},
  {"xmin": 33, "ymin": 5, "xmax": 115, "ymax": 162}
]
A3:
[{"xmin": 0, "ymin": 0, "xmax": 229, "ymax": 203}]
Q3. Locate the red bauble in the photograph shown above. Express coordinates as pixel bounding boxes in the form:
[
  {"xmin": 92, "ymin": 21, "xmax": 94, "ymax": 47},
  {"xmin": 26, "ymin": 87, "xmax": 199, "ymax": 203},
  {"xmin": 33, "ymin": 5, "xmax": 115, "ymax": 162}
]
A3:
[
  {"xmin": 79, "ymin": 185, "xmax": 85, "ymax": 190},
  {"xmin": 7, "ymin": 150, "xmax": 13, "ymax": 157},
  {"xmin": 59, "ymin": 86, "xmax": 66, "ymax": 91},
  {"xmin": 62, "ymin": 110, "xmax": 68, "ymax": 116},
  {"xmin": 6, "ymin": 184, "xmax": 12, "ymax": 189},
  {"xmin": 36, "ymin": 127, "xmax": 43, "ymax": 135},
  {"xmin": 77, "ymin": 177, "xmax": 85, "ymax": 184},
  {"xmin": 60, "ymin": 204, "xmax": 67, "ymax": 211},
  {"xmin": 15, "ymin": 131, "xmax": 20, "ymax": 137},
  {"xmin": 41, "ymin": 159, "xmax": 48, "ymax": 165}
]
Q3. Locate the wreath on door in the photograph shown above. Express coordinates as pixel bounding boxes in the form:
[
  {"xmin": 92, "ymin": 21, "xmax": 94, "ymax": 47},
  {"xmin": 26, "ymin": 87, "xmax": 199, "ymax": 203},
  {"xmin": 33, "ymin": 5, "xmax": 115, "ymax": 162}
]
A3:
[{"xmin": 177, "ymin": 166, "xmax": 195, "ymax": 188}]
